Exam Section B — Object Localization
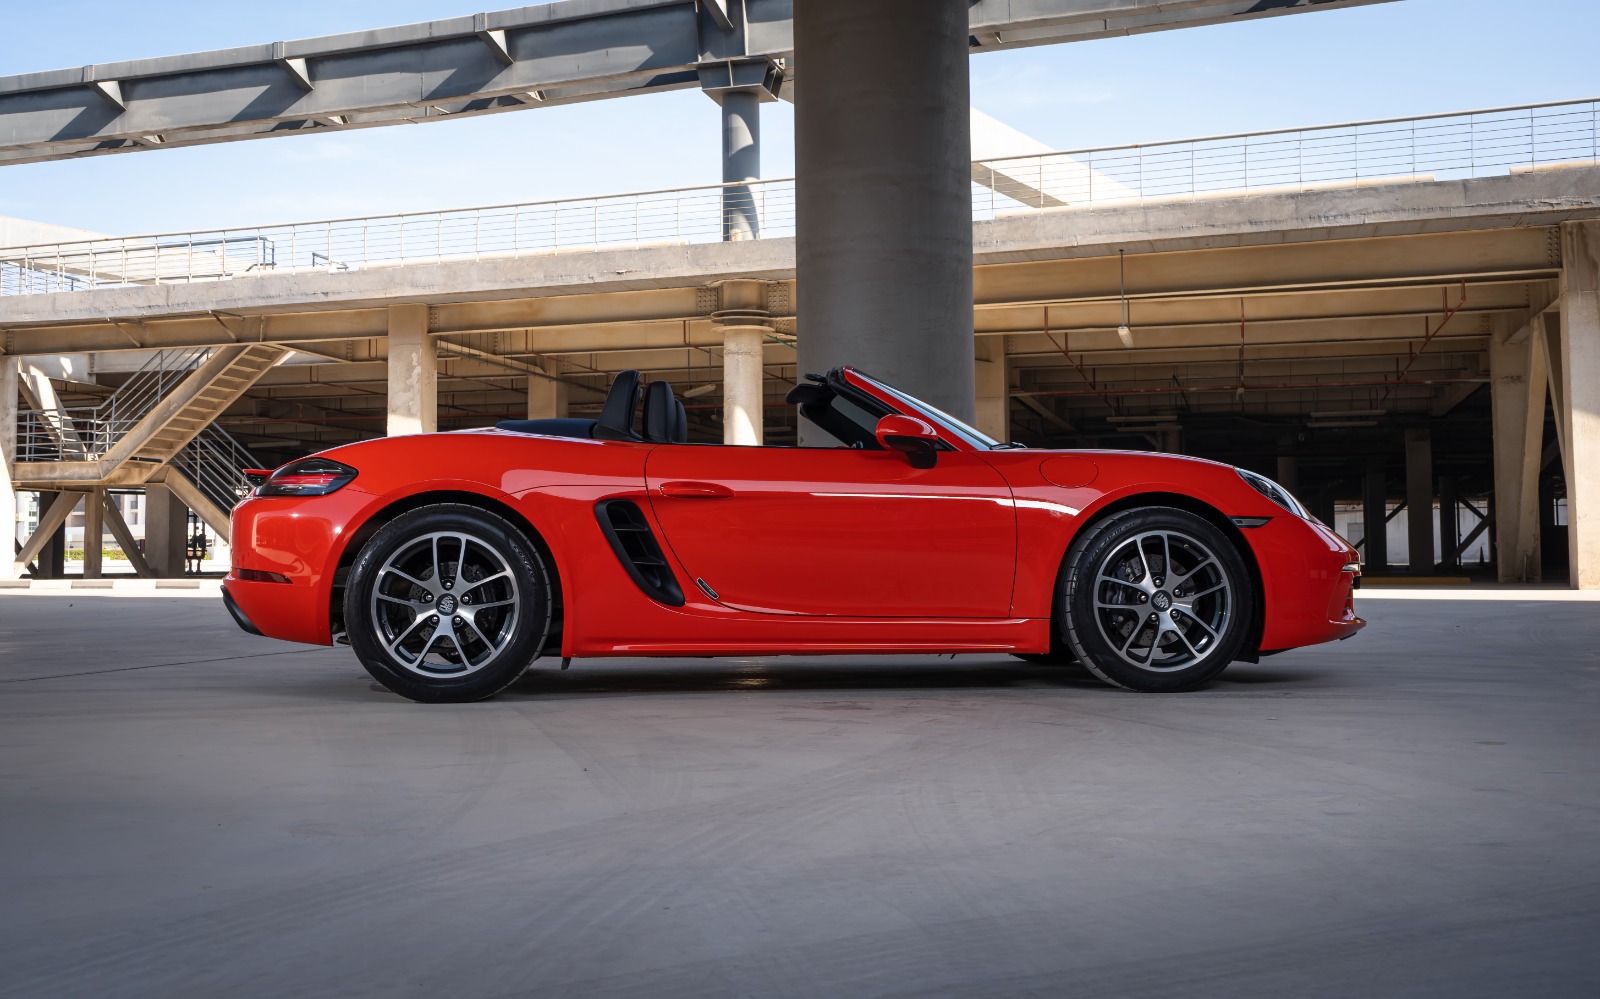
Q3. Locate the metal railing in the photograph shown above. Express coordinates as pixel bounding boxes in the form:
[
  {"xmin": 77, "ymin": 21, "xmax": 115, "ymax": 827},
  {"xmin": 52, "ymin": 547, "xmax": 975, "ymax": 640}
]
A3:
[
  {"xmin": 2, "ymin": 98, "xmax": 1595, "ymax": 298},
  {"xmin": 971, "ymin": 97, "xmax": 1599, "ymax": 217},
  {"xmin": 16, "ymin": 347, "xmax": 209, "ymax": 460},
  {"xmin": 173, "ymin": 425, "xmax": 261, "ymax": 515}
]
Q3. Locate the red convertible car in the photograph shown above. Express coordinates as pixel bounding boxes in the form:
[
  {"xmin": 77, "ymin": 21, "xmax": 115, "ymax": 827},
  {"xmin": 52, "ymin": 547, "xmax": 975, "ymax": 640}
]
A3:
[{"xmin": 223, "ymin": 367, "xmax": 1363, "ymax": 702}]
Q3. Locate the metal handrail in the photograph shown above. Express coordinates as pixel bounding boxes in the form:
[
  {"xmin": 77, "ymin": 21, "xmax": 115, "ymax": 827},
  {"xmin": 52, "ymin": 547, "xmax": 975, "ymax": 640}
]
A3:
[
  {"xmin": 174, "ymin": 425, "xmax": 260, "ymax": 514},
  {"xmin": 14, "ymin": 347, "xmax": 209, "ymax": 460},
  {"xmin": 3, "ymin": 97, "xmax": 1596, "ymax": 298}
]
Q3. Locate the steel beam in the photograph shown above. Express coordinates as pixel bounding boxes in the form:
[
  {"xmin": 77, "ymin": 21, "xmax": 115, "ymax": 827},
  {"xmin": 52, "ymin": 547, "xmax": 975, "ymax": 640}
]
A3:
[{"xmin": 0, "ymin": 1, "xmax": 1393, "ymax": 165}]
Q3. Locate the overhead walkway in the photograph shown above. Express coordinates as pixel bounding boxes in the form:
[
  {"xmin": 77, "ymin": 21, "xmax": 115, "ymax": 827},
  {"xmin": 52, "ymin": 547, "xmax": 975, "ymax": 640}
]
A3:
[{"xmin": 0, "ymin": 0, "xmax": 1395, "ymax": 166}]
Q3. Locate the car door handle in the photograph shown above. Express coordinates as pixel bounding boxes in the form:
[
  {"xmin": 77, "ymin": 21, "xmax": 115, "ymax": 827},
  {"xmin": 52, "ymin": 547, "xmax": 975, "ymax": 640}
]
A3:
[{"xmin": 658, "ymin": 480, "xmax": 734, "ymax": 499}]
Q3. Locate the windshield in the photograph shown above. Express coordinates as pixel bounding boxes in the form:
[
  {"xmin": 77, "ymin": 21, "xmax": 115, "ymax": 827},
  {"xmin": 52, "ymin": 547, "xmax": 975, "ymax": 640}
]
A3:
[{"xmin": 857, "ymin": 372, "xmax": 1007, "ymax": 450}]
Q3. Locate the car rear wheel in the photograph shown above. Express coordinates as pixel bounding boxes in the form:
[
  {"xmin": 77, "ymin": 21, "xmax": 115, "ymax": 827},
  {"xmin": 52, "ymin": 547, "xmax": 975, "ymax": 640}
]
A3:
[
  {"xmin": 1062, "ymin": 506, "xmax": 1252, "ymax": 692},
  {"xmin": 345, "ymin": 503, "xmax": 552, "ymax": 703}
]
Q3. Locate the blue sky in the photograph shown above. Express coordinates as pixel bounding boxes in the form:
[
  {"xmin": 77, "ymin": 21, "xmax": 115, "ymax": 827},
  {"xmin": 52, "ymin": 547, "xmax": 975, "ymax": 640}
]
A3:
[{"xmin": 1, "ymin": 0, "xmax": 1595, "ymax": 235}]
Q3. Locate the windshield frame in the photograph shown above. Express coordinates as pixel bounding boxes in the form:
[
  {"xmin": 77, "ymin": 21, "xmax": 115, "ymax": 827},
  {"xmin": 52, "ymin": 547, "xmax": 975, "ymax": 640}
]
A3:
[{"xmin": 845, "ymin": 368, "xmax": 1006, "ymax": 451}]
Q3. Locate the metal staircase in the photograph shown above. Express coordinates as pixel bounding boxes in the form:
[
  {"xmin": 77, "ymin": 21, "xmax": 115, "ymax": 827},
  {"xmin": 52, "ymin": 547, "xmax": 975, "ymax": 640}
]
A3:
[
  {"xmin": 10, "ymin": 345, "xmax": 286, "ymax": 575},
  {"xmin": 13, "ymin": 343, "xmax": 286, "ymax": 488}
]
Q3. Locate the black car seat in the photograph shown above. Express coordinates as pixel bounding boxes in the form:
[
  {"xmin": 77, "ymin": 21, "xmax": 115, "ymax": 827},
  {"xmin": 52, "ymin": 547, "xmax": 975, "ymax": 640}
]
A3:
[
  {"xmin": 642, "ymin": 380, "xmax": 688, "ymax": 443},
  {"xmin": 593, "ymin": 369, "xmax": 644, "ymax": 440},
  {"xmin": 495, "ymin": 369, "xmax": 643, "ymax": 440}
]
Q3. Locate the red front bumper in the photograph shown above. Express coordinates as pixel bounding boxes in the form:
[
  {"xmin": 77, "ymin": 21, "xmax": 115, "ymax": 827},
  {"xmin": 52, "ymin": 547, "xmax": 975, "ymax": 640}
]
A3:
[{"xmin": 1249, "ymin": 515, "xmax": 1365, "ymax": 653}]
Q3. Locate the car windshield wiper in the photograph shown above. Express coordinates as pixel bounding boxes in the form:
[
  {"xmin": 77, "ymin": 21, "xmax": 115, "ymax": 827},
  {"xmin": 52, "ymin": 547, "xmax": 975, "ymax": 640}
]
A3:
[{"xmin": 990, "ymin": 441, "xmax": 1028, "ymax": 450}]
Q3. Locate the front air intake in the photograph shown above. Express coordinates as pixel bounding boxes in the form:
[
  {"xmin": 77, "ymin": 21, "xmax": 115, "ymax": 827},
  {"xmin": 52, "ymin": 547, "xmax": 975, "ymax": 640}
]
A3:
[{"xmin": 595, "ymin": 500, "xmax": 685, "ymax": 606}]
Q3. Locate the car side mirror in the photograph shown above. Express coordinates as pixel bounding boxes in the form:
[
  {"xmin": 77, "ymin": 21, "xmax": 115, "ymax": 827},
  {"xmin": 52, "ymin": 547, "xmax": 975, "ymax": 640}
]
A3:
[{"xmin": 874, "ymin": 415, "xmax": 940, "ymax": 469}]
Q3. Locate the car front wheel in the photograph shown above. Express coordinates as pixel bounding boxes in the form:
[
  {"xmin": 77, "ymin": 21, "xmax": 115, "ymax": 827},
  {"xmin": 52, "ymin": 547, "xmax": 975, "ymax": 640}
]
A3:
[
  {"xmin": 1062, "ymin": 506, "xmax": 1253, "ymax": 692},
  {"xmin": 345, "ymin": 503, "xmax": 552, "ymax": 703}
]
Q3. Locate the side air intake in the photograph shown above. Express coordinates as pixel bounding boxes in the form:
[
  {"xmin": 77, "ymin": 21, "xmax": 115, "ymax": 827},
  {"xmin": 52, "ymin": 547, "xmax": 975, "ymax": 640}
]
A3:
[{"xmin": 595, "ymin": 500, "xmax": 685, "ymax": 606}]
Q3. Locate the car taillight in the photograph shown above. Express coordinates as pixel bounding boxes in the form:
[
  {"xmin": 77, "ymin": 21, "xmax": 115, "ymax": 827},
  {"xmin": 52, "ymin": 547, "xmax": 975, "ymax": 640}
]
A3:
[{"xmin": 257, "ymin": 457, "xmax": 358, "ymax": 497}]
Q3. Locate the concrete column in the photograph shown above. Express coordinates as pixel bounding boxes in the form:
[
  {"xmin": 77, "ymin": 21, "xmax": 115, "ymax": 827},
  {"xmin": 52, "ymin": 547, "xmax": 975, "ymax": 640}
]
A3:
[
  {"xmin": 722, "ymin": 328, "xmax": 766, "ymax": 446},
  {"xmin": 144, "ymin": 483, "xmax": 190, "ymax": 578},
  {"xmin": 34, "ymin": 493, "xmax": 66, "ymax": 579},
  {"xmin": 387, "ymin": 304, "xmax": 436, "ymax": 436},
  {"xmin": 82, "ymin": 490, "xmax": 104, "ymax": 579},
  {"xmin": 1405, "ymin": 429, "xmax": 1434, "ymax": 576},
  {"xmin": 721, "ymin": 90, "xmax": 761, "ymax": 241},
  {"xmin": 34, "ymin": 493, "xmax": 65, "ymax": 579},
  {"xmin": 974, "ymin": 339, "xmax": 1010, "ymax": 443},
  {"xmin": 1438, "ymin": 476, "xmax": 1459, "ymax": 572},
  {"xmin": 794, "ymin": 0, "xmax": 975, "ymax": 426},
  {"xmin": 527, "ymin": 373, "xmax": 569, "ymax": 420},
  {"xmin": 0, "ymin": 355, "xmax": 16, "ymax": 580},
  {"xmin": 1490, "ymin": 315, "xmax": 1547, "ymax": 582},
  {"xmin": 1363, "ymin": 463, "xmax": 1388, "ymax": 574},
  {"xmin": 1560, "ymin": 221, "xmax": 1600, "ymax": 589}
]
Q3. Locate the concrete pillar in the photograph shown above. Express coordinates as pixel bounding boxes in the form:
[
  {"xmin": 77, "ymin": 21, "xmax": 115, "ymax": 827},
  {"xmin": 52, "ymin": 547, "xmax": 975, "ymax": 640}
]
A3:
[
  {"xmin": 722, "ymin": 329, "xmax": 766, "ymax": 446},
  {"xmin": 82, "ymin": 490, "xmax": 104, "ymax": 579},
  {"xmin": 974, "ymin": 339, "xmax": 1010, "ymax": 443},
  {"xmin": 1275, "ymin": 434, "xmax": 1300, "ymax": 495},
  {"xmin": 1559, "ymin": 221, "xmax": 1600, "ymax": 589},
  {"xmin": 1490, "ymin": 315, "xmax": 1547, "ymax": 582},
  {"xmin": 34, "ymin": 493, "xmax": 66, "ymax": 579},
  {"xmin": 387, "ymin": 304, "xmax": 436, "ymax": 436},
  {"xmin": 721, "ymin": 90, "xmax": 761, "ymax": 241},
  {"xmin": 0, "ymin": 355, "xmax": 16, "ymax": 580},
  {"xmin": 1405, "ymin": 429, "xmax": 1434, "ymax": 575},
  {"xmin": 527, "ymin": 373, "xmax": 569, "ymax": 420},
  {"xmin": 794, "ymin": 0, "xmax": 975, "ymax": 426},
  {"xmin": 144, "ymin": 483, "xmax": 190, "ymax": 578},
  {"xmin": 1438, "ymin": 476, "xmax": 1460, "ymax": 573},
  {"xmin": 1363, "ymin": 463, "xmax": 1388, "ymax": 574}
]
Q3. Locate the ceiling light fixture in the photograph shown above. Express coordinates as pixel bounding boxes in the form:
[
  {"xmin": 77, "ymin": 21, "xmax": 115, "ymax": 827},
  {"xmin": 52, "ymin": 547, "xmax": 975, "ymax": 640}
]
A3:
[{"xmin": 1116, "ymin": 249, "xmax": 1134, "ymax": 348}]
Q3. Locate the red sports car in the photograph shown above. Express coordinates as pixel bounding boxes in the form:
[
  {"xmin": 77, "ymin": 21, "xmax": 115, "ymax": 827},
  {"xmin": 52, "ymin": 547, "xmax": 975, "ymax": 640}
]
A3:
[{"xmin": 223, "ymin": 367, "xmax": 1363, "ymax": 703}]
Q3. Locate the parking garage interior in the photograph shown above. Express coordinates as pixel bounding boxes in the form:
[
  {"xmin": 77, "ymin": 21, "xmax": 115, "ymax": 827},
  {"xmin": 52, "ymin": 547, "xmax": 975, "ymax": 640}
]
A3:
[{"xmin": 2, "ymin": 1, "xmax": 1599, "ymax": 995}]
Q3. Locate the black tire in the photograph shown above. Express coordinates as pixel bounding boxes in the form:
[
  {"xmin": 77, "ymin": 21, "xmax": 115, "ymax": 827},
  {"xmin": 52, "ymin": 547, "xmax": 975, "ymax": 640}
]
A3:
[
  {"xmin": 1061, "ymin": 506, "xmax": 1253, "ymax": 692},
  {"xmin": 345, "ymin": 503, "xmax": 552, "ymax": 703}
]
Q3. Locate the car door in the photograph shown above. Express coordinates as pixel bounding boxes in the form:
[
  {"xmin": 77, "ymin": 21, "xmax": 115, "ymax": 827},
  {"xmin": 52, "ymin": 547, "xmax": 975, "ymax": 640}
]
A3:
[{"xmin": 644, "ymin": 445, "xmax": 1017, "ymax": 618}]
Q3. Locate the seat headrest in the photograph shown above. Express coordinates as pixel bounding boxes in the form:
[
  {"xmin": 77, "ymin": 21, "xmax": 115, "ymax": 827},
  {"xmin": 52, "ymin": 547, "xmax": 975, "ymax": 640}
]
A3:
[
  {"xmin": 596, "ymin": 369, "xmax": 643, "ymax": 440},
  {"xmin": 672, "ymin": 399, "xmax": 688, "ymax": 444},
  {"xmin": 642, "ymin": 380, "xmax": 679, "ymax": 443}
]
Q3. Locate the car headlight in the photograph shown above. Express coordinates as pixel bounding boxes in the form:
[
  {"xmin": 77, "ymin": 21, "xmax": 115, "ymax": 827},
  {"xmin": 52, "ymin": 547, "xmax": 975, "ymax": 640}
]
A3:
[
  {"xmin": 1236, "ymin": 468, "xmax": 1308, "ymax": 519},
  {"xmin": 257, "ymin": 457, "xmax": 359, "ymax": 497}
]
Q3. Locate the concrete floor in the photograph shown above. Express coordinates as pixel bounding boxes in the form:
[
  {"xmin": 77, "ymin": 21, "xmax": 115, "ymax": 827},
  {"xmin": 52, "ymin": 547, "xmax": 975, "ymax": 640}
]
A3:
[{"xmin": 0, "ymin": 590, "xmax": 1596, "ymax": 998}]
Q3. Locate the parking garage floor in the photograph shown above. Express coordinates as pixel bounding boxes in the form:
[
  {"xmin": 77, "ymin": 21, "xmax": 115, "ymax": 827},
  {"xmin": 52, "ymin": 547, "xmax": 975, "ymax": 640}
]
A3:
[{"xmin": 1, "ymin": 589, "xmax": 1596, "ymax": 998}]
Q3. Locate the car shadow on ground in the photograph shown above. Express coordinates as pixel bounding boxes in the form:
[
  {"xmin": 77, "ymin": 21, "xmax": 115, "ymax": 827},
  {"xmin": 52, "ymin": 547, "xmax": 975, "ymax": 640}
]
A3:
[{"xmin": 481, "ymin": 658, "xmax": 1329, "ymax": 699}]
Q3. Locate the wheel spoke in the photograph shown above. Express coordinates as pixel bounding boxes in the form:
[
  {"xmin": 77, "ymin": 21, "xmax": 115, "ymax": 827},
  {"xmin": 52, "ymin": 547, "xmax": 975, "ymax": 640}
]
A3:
[
  {"xmin": 1169, "ymin": 618, "xmax": 1203, "ymax": 658},
  {"xmin": 460, "ymin": 570, "xmax": 511, "ymax": 594},
  {"xmin": 376, "ymin": 592, "xmax": 427, "ymax": 610},
  {"xmin": 1173, "ymin": 556, "xmax": 1214, "ymax": 584},
  {"xmin": 381, "ymin": 566, "xmax": 432, "ymax": 593},
  {"xmin": 371, "ymin": 528, "xmax": 523, "ymax": 679},
  {"xmin": 383, "ymin": 614, "xmax": 433, "ymax": 663},
  {"xmin": 1182, "ymin": 581, "xmax": 1226, "ymax": 601},
  {"xmin": 457, "ymin": 611, "xmax": 493, "ymax": 649}
]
